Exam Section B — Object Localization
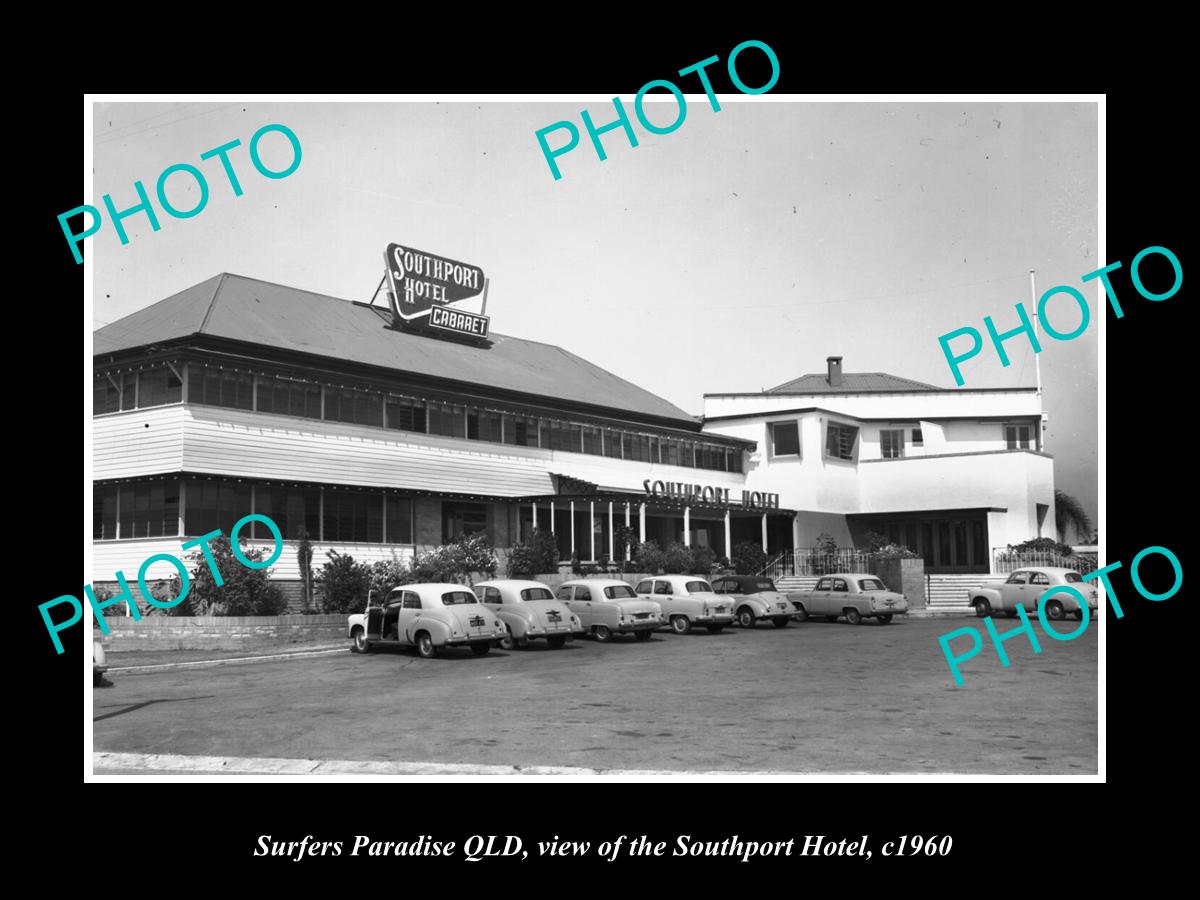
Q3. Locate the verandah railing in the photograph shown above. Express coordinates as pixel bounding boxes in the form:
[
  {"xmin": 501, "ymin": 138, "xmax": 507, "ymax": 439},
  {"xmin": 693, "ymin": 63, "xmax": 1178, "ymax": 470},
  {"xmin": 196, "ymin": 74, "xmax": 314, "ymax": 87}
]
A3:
[
  {"xmin": 758, "ymin": 548, "xmax": 881, "ymax": 579},
  {"xmin": 991, "ymin": 549, "xmax": 1098, "ymax": 575}
]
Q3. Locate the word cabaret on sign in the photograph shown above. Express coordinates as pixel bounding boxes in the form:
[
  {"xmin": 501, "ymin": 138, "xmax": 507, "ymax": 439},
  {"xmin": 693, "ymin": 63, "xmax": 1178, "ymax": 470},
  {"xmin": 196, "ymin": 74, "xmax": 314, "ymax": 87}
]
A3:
[{"xmin": 384, "ymin": 243, "xmax": 488, "ymax": 339}]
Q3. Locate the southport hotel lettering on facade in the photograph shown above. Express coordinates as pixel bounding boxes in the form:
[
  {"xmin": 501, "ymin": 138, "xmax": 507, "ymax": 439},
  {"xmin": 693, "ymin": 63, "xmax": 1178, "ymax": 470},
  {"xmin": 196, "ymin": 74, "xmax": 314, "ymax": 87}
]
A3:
[{"xmin": 91, "ymin": 242, "xmax": 1056, "ymax": 601}]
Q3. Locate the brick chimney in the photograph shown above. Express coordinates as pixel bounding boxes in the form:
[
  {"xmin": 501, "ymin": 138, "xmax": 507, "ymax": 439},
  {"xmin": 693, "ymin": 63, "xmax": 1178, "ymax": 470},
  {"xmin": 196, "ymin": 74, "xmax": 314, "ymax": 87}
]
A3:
[{"xmin": 827, "ymin": 356, "xmax": 843, "ymax": 388}]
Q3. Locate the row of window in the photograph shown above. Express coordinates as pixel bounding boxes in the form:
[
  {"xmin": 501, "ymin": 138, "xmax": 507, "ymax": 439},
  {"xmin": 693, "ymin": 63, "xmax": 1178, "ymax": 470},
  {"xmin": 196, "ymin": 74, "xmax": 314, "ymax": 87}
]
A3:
[
  {"xmin": 768, "ymin": 419, "xmax": 1036, "ymax": 460},
  {"xmin": 95, "ymin": 363, "xmax": 745, "ymax": 473},
  {"xmin": 92, "ymin": 478, "xmax": 414, "ymax": 544}
]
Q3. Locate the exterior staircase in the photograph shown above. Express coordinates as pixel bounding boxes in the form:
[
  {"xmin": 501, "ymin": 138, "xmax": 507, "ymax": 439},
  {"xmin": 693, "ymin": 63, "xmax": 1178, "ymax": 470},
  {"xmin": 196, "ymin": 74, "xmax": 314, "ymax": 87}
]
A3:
[{"xmin": 925, "ymin": 574, "xmax": 1006, "ymax": 614}]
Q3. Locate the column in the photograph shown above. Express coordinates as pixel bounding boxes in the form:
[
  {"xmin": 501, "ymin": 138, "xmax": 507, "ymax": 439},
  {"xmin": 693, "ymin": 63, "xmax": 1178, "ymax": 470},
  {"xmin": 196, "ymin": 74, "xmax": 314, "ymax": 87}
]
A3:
[
  {"xmin": 531, "ymin": 501, "xmax": 537, "ymax": 539},
  {"xmin": 761, "ymin": 513, "xmax": 768, "ymax": 552},
  {"xmin": 589, "ymin": 500, "xmax": 595, "ymax": 562},
  {"xmin": 608, "ymin": 501, "xmax": 614, "ymax": 561},
  {"xmin": 791, "ymin": 514, "xmax": 802, "ymax": 577},
  {"xmin": 625, "ymin": 502, "xmax": 632, "ymax": 560},
  {"xmin": 570, "ymin": 500, "xmax": 576, "ymax": 556},
  {"xmin": 178, "ymin": 479, "xmax": 187, "ymax": 538},
  {"xmin": 724, "ymin": 509, "xmax": 731, "ymax": 560},
  {"xmin": 683, "ymin": 506, "xmax": 690, "ymax": 546},
  {"xmin": 639, "ymin": 503, "xmax": 646, "ymax": 543},
  {"xmin": 550, "ymin": 500, "xmax": 555, "ymax": 533}
]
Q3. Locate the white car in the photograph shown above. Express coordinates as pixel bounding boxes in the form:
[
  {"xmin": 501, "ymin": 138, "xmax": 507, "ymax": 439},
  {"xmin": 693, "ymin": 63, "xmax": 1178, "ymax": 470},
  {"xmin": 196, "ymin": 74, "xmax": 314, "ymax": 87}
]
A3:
[
  {"xmin": 969, "ymin": 567, "xmax": 1098, "ymax": 620},
  {"xmin": 556, "ymin": 579, "xmax": 664, "ymax": 642},
  {"xmin": 633, "ymin": 575, "xmax": 735, "ymax": 635},
  {"xmin": 472, "ymin": 580, "xmax": 585, "ymax": 650},
  {"xmin": 348, "ymin": 583, "xmax": 508, "ymax": 658},
  {"xmin": 710, "ymin": 574, "xmax": 797, "ymax": 628}
]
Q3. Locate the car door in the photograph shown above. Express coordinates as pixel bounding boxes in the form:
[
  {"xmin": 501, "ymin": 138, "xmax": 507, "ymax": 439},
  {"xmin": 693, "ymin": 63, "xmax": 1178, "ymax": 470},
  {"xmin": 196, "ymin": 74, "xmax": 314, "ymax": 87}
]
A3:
[
  {"xmin": 1000, "ymin": 571, "xmax": 1030, "ymax": 611},
  {"xmin": 397, "ymin": 591, "xmax": 422, "ymax": 644},
  {"xmin": 368, "ymin": 589, "xmax": 397, "ymax": 640},
  {"xmin": 1028, "ymin": 570, "xmax": 1051, "ymax": 611},
  {"xmin": 574, "ymin": 584, "xmax": 608, "ymax": 628},
  {"xmin": 831, "ymin": 577, "xmax": 850, "ymax": 613},
  {"xmin": 556, "ymin": 585, "xmax": 583, "ymax": 627},
  {"xmin": 653, "ymin": 579, "xmax": 675, "ymax": 615},
  {"xmin": 809, "ymin": 577, "xmax": 833, "ymax": 614}
]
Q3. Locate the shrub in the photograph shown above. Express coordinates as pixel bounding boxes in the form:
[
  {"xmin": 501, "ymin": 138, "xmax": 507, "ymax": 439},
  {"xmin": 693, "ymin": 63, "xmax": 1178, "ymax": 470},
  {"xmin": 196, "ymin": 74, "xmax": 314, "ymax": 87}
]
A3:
[
  {"xmin": 731, "ymin": 541, "xmax": 767, "ymax": 576},
  {"xmin": 873, "ymin": 543, "xmax": 918, "ymax": 559},
  {"xmin": 815, "ymin": 532, "xmax": 839, "ymax": 554},
  {"xmin": 181, "ymin": 534, "xmax": 289, "ymax": 616},
  {"xmin": 316, "ymin": 550, "xmax": 372, "ymax": 615},
  {"xmin": 661, "ymin": 542, "xmax": 692, "ymax": 574},
  {"xmin": 634, "ymin": 540, "xmax": 665, "ymax": 574},
  {"xmin": 368, "ymin": 553, "xmax": 410, "ymax": 598},
  {"xmin": 507, "ymin": 528, "xmax": 561, "ymax": 576},
  {"xmin": 1008, "ymin": 536, "xmax": 1075, "ymax": 557},
  {"xmin": 689, "ymin": 545, "xmax": 717, "ymax": 575},
  {"xmin": 409, "ymin": 534, "xmax": 499, "ymax": 585}
]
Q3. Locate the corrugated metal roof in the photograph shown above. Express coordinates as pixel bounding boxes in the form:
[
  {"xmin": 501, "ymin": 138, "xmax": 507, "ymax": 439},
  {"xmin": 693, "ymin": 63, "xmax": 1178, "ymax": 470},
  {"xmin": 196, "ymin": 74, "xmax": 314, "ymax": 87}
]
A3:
[
  {"xmin": 94, "ymin": 273, "xmax": 697, "ymax": 424},
  {"xmin": 767, "ymin": 372, "xmax": 942, "ymax": 393}
]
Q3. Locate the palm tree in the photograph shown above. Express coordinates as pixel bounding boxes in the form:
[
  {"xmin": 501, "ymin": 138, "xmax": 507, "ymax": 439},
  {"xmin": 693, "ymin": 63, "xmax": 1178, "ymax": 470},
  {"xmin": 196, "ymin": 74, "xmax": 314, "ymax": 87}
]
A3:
[{"xmin": 1054, "ymin": 489, "xmax": 1093, "ymax": 544}]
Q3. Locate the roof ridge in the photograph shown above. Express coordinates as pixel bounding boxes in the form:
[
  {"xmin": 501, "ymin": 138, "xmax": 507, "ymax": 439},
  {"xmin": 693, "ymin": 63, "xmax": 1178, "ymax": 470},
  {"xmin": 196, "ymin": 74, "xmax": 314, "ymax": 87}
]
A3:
[{"xmin": 196, "ymin": 272, "xmax": 228, "ymax": 334}]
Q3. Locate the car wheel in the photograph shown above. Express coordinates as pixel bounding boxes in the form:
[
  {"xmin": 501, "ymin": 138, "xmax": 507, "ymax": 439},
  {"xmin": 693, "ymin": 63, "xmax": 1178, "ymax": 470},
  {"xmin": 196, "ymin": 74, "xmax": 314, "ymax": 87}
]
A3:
[
  {"xmin": 415, "ymin": 632, "xmax": 436, "ymax": 659},
  {"xmin": 706, "ymin": 624, "xmax": 724, "ymax": 634},
  {"xmin": 772, "ymin": 617, "xmax": 790, "ymax": 628},
  {"xmin": 547, "ymin": 635, "xmax": 567, "ymax": 649},
  {"xmin": 844, "ymin": 608, "xmax": 863, "ymax": 626},
  {"xmin": 470, "ymin": 642, "xmax": 491, "ymax": 656},
  {"xmin": 876, "ymin": 614, "xmax": 893, "ymax": 625},
  {"xmin": 670, "ymin": 615, "xmax": 692, "ymax": 635},
  {"xmin": 634, "ymin": 630, "xmax": 653, "ymax": 642},
  {"xmin": 792, "ymin": 605, "xmax": 808, "ymax": 622},
  {"xmin": 736, "ymin": 606, "xmax": 756, "ymax": 628},
  {"xmin": 351, "ymin": 627, "xmax": 370, "ymax": 653},
  {"xmin": 1045, "ymin": 599, "xmax": 1066, "ymax": 621},
  {"xmin": 973, "ymin": 598, "xmax": 991, "ymax": 618},
  {"xmin": 593, "ymin": 625, "xmax": 613, "ymax": 643},
  {"xmin": 1005, "ymin": 609, "xmax": 1019, "ymax": 618},
  {"xmin": 498, "ymin": 628, "xmax": 516, "ymax": 652}
]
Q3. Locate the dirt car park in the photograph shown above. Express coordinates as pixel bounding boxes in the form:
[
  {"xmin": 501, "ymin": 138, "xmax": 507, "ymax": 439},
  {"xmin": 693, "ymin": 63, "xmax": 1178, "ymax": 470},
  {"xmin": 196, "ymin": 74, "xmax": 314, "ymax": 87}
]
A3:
[{"xmin": 93, "ymin": 617, "xmax": 1097, "ymax": 775}]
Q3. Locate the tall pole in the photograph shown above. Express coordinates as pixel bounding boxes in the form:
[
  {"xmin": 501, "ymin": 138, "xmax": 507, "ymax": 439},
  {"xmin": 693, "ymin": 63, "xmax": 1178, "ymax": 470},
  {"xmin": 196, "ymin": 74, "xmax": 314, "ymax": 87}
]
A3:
[{"xmin": 1030, "ymin": 269, "xmax": 1044, "ymax": 450}]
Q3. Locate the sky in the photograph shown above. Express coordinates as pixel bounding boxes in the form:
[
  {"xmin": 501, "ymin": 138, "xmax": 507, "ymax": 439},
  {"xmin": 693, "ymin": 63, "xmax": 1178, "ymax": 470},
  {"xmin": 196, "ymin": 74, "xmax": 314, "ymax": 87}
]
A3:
[{"xmin": 90, "ymin": 99, "xmax": 1098, "ymax": 531}]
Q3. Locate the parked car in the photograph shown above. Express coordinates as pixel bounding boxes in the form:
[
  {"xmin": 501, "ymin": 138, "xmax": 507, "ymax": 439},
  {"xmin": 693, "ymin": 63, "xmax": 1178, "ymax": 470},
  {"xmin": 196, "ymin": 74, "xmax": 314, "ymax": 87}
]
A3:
[
  {"xmin": 472, "ymin": 580, "xmax": 585, "ymax": 650},
  {"xmin": 969, "ymin": 568, "xmax": 1098, "ymax": 620},
  {"xmin": 348, "ymin": 583, "xmax": 508, "ymax": 658},
  {"xmin": 787, "ymin": 573, "xmax": 908, "ymax": 625},
  {"xmin": 711, "ymin": 574, "xmax": 796, "ymax": 628},
  {"xmin": 556, "ymin": 579, "xmax": 664, "ymax": 642},
  {"xmin": 93, "ymin": 638, "xmax": 110, "ymax": 687},
  {"xmin": 633, "ymin": 575, "xmax": 735, "ymax": 635}
]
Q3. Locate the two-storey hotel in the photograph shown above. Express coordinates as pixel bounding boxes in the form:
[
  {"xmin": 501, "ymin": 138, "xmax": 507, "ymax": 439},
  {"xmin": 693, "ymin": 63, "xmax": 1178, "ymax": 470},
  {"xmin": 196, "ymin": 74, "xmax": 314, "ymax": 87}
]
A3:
[{"xmin": 91, "ymin": 272, "xmax": 1055, "ymax": 601}]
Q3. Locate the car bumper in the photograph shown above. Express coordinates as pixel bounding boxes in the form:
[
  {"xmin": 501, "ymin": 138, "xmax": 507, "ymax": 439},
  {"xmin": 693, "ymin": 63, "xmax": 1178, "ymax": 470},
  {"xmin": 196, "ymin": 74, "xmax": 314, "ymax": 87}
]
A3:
[
  {"xmin": 522, "ymin": 625, "xmax": 581, "ymax": 641},
  {"xmin": 871, "ymin": 608, "xmax": 908, "ymax": 617},
  {"xmin": 694, "ymin": 614, "xmax": 735, "ymax": 625},
  {"xmin": 446, "ymin": 632, "xmax": 506, "ymax": 646},
  {"xmin": 615, "ymin": 619, "xmax": 663, "ymax": 633}
]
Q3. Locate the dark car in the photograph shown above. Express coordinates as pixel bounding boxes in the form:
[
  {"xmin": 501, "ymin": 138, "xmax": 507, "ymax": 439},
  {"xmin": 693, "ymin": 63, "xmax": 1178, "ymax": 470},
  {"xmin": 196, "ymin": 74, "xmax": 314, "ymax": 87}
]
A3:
[{"xmin": 710, "ymin": 575, "xmax": 797, "ymax": 628}]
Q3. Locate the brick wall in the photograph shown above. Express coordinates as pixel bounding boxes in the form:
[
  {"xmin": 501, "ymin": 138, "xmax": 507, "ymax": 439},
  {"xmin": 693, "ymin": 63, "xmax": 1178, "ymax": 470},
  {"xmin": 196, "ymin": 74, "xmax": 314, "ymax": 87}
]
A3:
[
  {"xmin": 874, "ymin": 558, "xmax": 926, "ymax": 609},
  {"xmin": 98, "ymin": 614, "xmax": 347, "ymax": 652}
]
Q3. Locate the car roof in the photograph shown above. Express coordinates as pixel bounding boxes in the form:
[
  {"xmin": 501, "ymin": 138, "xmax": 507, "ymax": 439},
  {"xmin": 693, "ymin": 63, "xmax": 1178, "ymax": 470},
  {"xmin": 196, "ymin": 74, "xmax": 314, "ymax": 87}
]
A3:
[
  {"xmin": 654, "ymin": 574, "xmax": 713, "ymax": 585},
  {"xmin": 1010, "ymin": 568, "xmax": 1077, "ymax": 576},
  {"xmin": 560, "ymin": 579, "xmax": 632, "ymax": 589},
  {"xmin": 390, "ymin": 583, "xmax": 474, "ymax": 594},
  {"xmin": 473, "ymin": 580, "xmax": 550, "ymax": 590},
  {"xmin": 722, "ymin": 574, "xmax": 775, "ymax": 585},
  {"xmin": 816, "ymin": 573, "xmax": 877, "ymax": 580}
]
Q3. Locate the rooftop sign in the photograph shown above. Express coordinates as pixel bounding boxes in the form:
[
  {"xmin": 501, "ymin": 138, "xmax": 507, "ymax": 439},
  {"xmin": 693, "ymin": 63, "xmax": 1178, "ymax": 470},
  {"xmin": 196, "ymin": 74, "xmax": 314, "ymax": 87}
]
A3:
[{"xmin": 384, "ymin": 243, "xmax": 488, "ymax": 339}]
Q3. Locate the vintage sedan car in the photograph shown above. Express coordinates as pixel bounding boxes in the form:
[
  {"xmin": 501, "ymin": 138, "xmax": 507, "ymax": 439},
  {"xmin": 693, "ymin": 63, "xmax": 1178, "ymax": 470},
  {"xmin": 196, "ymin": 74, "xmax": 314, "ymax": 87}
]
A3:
[
  {"xmin": 787, "ymin": 573, "xmax": 908, "ymax": 625},
  {"xmin": 348, "ymin": 583, "xmax": 508, "ymax": 658},
  {"xmin": 711, "ymin": 574, "xmax": 796, "ymax": 628},
  {"xmin": 633, "ymin": 575, "xmax": 735, "ymax": 635},
  {"xmin": 556, "ymin": 579, "xmax": 664, "ymax": 642},
  {"xmin": 969, "ymin": 567, "xmax": 1098, "ymax": 620},
  {"xmin": 472, "ymin": 580, "xmax": 585, "ymax": 650}
]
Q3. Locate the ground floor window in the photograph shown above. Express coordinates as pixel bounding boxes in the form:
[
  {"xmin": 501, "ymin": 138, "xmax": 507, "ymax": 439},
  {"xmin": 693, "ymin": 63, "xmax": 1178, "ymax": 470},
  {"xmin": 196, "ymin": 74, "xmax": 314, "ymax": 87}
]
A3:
[{"xmin": 443, "ymin": 501, "xmax": 487, "ymax": 543}]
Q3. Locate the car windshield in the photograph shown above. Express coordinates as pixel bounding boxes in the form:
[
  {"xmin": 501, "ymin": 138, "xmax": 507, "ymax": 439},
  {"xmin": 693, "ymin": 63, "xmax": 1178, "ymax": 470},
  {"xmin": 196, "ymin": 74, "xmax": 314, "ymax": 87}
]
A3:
[
  {"xmin": 858, "ymin": 578, "xmax": 886, "ymax": 591},
  {"xmin": 685, "ymin": 581, "xmax": 713, "ymax": 593},
  {"xmin": 520, "ymin": 587, "xmax": 555, "ymax": 601},
  {"xmin": 753, "ymin": 581, "xmax": 775, "ymax": 591},
  {"xmin": 604, "ymin": 585, "xmax": 637, "ymax": 599},
  {"xmin": 1064, "ymin": 572, "xmax": 1083, "ymax": 583},
  {"xmin": 441, "ymin": 591, "xmax": 477, "ymax": 606}
]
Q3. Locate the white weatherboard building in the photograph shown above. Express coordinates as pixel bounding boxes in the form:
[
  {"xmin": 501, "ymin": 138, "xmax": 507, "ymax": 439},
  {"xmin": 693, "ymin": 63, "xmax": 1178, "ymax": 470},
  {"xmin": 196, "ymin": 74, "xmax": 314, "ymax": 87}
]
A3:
[
  {"xmin": 701, "ymin": 357, "xmax": 1054, "ymax": 574},
  {"xmin": 92, "ymin": 275, "xmax": 1054, "ymax": 605}
]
